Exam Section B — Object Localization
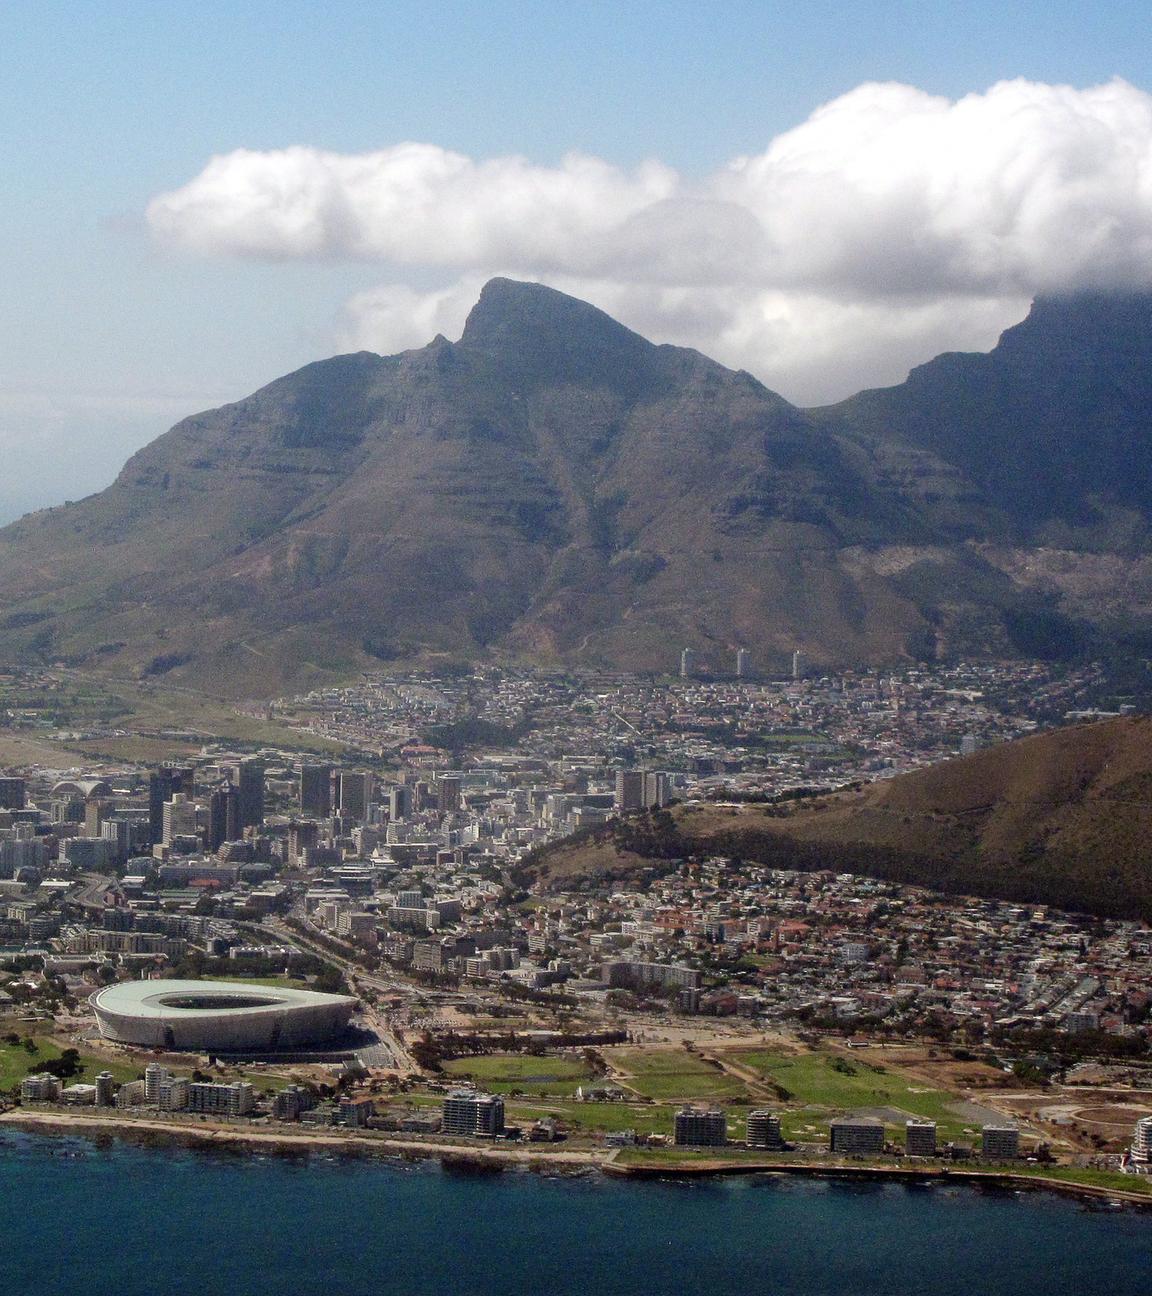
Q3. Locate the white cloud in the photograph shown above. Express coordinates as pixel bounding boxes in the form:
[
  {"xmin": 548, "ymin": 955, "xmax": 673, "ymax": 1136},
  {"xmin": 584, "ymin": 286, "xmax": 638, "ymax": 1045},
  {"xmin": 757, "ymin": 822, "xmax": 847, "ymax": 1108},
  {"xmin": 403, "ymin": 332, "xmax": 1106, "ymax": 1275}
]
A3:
[{"xmin": 149, "ymin": 78, "xmax": 1152, "ymax": 402}]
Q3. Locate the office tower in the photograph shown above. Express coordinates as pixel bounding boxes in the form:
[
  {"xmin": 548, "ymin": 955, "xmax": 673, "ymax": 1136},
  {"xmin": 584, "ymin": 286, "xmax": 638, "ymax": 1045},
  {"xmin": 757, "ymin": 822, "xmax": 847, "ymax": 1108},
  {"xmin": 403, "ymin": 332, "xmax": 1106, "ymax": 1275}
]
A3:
[
  {"xmin": 437, "ymin": 776, "xmax": 462, "ymax": 814},
  {"xmin": 100, "ymin": 818, "xmax": 132, "ymax": 866},
  {"xmin": 207, "ymin": 783, "xmax": 241, "ymax": 851},
  {"xmin": 336, "ymin": 771, "xmax": 370, "ymax": 822},
  {"xmin": 674, "ymin": 1107, "xmax": 727, "ymax": 1147},
  {"xmin": 442, "ymin": 1089, "xmax": 505, "ymax": 1137},
  {"xmin": 746, "ymin": 1110, "xmax": 784, "ymax": 1150},
  {"xmin": 94, "ymin": 1072, "xmax": 116, "ymax": 1107},
  {"xmin": 288, "ymin": 819, "xmax": 320, "ymax": 866},
  {"xmin": 0, "ymin": 777, "xmax": 26, "ymax": 810},
  {"xmin": 614, "ymin": 770, "xmax": 645, "ymax": 813},
  {"xmin": 84, "ymin": 798, "xmax": 106, "ymax": 837},
  {"xmin": 679, "ymin": 647, "xmax": 696, "ymax": 678},
  {"xmin": 237, "ymin": 758, "xmax": 265, "ymax": 829},
  {"xmin": 162, "ymin": 794, "xmax": 198, "ymax": 847},
  {"xmin": 388, "ymin": 785, "xmax": 412, "ymax": 820},
  {"xmin": 300, "ymin": 764, "xmax": 333, "ymax": 818},
  {"xmin": 905, "ymin": 1121, "xmax": 937, "ymax": 1156},
  {"xmin": 735, "ymin": 648, "xmax": 750, "ymax": 678},
  {"xmin": 148, "ymin": 766, "xmax": 193, "ymax": 845},
  {"xmin": 792, "ymin": 649, "xmax": 804, "ymax": 680}
]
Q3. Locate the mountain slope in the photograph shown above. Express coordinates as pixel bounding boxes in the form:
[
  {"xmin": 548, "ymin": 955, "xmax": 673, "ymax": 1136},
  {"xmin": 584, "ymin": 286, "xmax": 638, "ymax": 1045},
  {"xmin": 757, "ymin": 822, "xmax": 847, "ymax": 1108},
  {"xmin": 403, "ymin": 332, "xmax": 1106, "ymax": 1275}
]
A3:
[
  {"xmin": 530, "ymin": 717, "xmax": 1152, "ymax": 918},
  {"xmin": 0, "ymin": 279, "xmax": 985, "ymax": 692},
  {"xmin": 3, "ymin": 280, "xmax": 1152, "ymax": 693}
]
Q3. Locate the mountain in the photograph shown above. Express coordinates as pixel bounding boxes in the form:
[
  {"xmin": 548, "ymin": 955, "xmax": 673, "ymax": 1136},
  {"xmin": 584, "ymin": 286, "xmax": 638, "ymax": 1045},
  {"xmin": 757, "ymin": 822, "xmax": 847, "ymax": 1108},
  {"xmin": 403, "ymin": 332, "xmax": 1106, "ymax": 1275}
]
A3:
[
  {"xmin": 2, "ymin": 279, "xmax": 1152, "ymax": 693},
  {"xmin": 527, "ymin": 716, "xmax": 1152, "ymax": 919},
  {"xmin": 814, "ymin": 292, "xmax": 1152, "ymax": 658}
]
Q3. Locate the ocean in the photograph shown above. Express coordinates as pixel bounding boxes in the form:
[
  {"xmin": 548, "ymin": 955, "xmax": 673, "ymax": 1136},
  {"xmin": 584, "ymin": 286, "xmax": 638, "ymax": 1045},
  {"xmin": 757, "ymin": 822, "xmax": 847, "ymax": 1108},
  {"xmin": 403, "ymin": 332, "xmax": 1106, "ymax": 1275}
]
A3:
[{"xmin": 1, "ymin": 1130, "xmax": 1149, "ymax": 1295}]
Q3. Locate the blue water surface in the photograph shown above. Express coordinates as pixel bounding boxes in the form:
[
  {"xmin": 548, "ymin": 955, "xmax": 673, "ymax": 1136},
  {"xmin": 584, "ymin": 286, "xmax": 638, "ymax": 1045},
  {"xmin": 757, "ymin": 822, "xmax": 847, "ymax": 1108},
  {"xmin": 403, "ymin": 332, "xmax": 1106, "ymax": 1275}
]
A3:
[{"xmin": 1, "ymin": 1131, "xmax": 1149, "ymax": 1296}]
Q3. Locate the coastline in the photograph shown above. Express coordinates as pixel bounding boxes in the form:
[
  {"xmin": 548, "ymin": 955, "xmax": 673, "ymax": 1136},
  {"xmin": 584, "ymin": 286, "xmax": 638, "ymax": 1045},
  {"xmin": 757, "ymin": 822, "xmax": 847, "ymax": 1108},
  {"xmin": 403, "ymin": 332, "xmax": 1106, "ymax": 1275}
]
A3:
[{"xmin": 4, "ymin": 1108, "xmax": 1152, "ymax": 1205}]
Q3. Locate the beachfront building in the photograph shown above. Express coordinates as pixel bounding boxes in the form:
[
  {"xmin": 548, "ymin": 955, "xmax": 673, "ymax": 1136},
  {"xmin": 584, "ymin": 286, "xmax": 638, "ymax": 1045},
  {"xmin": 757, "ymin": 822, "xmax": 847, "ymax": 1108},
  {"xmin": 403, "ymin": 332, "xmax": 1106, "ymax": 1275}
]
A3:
[
  {"xmin": 830, "ymin": 1118, "xmax": 885, "ymax": 1154},
  {"xmin": 746, "ymin": 1110, "xmax": 784, "ymax": 1150},
  {"xmin": 442, "ymin": 1089, "xmax": 505, "ymax": 1138},
  {"xmin": 674, "ymin": 1106, "xmax": 728, "ymax": 1147},
  {"xmin": 905, "ymin": 1121, "xmax": 938, "ymax": 1156},
  {"xmin": 1130, "ymin": 1115, "xmax": 1152, "ymax": 1170},
  {"xmin": 981, "ymin": 1125, "xmax": 1020, "ymax": 1160}
]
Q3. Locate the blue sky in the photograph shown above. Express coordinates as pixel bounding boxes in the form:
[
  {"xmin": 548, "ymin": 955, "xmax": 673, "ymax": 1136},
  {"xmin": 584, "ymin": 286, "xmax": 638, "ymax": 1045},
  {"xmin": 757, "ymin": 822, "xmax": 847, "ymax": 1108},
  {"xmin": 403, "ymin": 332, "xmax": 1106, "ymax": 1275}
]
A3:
[{"xmin": 4, "ymin": 0, "xmax": 1152, "ymax": 521}]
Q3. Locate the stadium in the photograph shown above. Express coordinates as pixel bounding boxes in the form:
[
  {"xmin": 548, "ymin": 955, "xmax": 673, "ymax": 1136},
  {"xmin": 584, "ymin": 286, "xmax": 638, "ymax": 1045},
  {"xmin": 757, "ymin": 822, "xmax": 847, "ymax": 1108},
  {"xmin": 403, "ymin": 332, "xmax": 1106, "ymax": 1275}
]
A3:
[{"xmin": 90, "ymin": 979, "xmax": 358, "ymax": 1051}]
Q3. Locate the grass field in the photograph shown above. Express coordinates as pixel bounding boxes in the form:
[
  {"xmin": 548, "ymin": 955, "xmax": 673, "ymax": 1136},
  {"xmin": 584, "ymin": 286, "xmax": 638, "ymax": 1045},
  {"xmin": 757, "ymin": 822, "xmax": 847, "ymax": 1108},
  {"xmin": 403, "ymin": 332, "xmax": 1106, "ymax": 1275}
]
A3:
[
  {"xmin": 0, "ymin": 1036, "xmax": 142, "ymax": 1091},
  {"xmin": 441, "ymin": 1053, "xmax": 593, "ymax": 1096},
  {"xmin": 730, "ymin": 1049, "xmax": 977, "ymax": 1141},
  {"xmin": 613, "ymin": 1049, "xmax": 753, "ymax": 1103}
]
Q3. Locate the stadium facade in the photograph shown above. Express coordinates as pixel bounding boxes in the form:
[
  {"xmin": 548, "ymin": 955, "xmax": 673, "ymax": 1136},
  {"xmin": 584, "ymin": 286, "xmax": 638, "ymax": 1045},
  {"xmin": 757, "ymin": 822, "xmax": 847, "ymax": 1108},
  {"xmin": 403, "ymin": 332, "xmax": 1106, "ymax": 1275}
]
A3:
[{"xmin": 90, "ymin": 979, "xmax": 357, "ymax": 1051}]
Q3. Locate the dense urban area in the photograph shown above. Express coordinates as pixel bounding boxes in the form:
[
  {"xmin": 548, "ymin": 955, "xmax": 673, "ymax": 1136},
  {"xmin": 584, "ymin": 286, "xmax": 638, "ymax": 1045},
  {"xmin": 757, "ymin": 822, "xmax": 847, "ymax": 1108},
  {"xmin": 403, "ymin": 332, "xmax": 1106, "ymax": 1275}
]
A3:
[{"xmin": 0, "ymin": 658, "xmax": 1150, "ymax": 1188}]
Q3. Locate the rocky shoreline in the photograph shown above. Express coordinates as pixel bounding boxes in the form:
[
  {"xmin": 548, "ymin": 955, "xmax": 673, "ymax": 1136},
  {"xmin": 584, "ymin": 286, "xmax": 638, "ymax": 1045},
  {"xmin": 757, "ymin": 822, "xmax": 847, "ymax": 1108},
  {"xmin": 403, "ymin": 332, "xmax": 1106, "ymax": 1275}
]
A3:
[{"xmin": 4, "ymin": 1109, "xmax": 1151, "ymax": 1206}]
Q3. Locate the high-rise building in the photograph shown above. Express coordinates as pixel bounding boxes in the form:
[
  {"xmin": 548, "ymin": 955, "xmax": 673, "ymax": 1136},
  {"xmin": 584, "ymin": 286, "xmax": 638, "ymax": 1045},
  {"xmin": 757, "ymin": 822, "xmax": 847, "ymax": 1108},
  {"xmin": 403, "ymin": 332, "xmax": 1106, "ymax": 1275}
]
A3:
[
  {"xmin": 388, "ymin": 785, "xmax": 413, "ymax": 820},
  {"xmin": 158, "ymin": 1075, "xmax": 191, "ymax": 1112},
  {"xmin": 144, "ymin": 1063, "xmax": 170, "ymax": 1105},
  {"xmin": 442, "ymin": 1089, "xmax": 505, "ymax": 1138},
  {"xmin": 337, "ymin": 771, "xmax": 370, "ymax": 822},
  {"xmin": 905, "ymin": 1121, "xmax": 937, "ymax": 1156},
  {"xmin": 1131, "ymin": 1115, "xmax": 1152, "ymax": 1167},
  {"xmin": 830, "ymin": 1118, "xmax": 885, "ymax": 1154},
  {"xmin": 300, "ymin": 765, "xmax": 333, "ymax": 818},
  {"xmin": 437, "ymin": 776, "xmax": 462, "ymax": 814},
  {"xmin": 643, "ymin": 771, "xmax": 671, "ymax": 809},
  {"xmin": 679, "ymin": 647, "xmax": 696, "ymax": 678},
  {"xmin": 100, "ymin": 818, "xmax": 132, "ymax": 865},
  {"xmin": 746, "ymin": 1110, "xmax": 784, "ymax": 1150},
  {"xmin": 161, "ymin": 794, "xmax": 198, "ymax": 847},
  {"xmin": 674, "ymin": 1107, "xmax": 727, "ymax": 1147},
  {"xmin": 148, "ymin": 766, "xmax": 193, "ymax": 844},
  {"xmin": 981, "ymin": 1125, "xmax": 1020, "ymax": 1160},
  {"xmin": 237, "ymin": 759, "xmax": 265, "ymax": 830},
  {"xmin": 614, "ymin": 770, "xmax": 645, "ymax": 813},
  {"xmin": 735, "ymin": 648, "xmax": 750, "ymax": 678},
  {"xmin": 792, "ymin": 649, "xmax": 804, "ymax": 681},
  {"xmin": 0, "ymin": 777, "xmax": 27, "ymax": 809},
  {"xmin": 207, "ymin": 783, "xmax": 241, "ymax": 852},
  {"xmin": 288, "ymin": 820, "xmax": 321, "ymax": 866},
  {"xmin": 94, "ymin": 1071, "xmax": 116, "ymax": 1107}
]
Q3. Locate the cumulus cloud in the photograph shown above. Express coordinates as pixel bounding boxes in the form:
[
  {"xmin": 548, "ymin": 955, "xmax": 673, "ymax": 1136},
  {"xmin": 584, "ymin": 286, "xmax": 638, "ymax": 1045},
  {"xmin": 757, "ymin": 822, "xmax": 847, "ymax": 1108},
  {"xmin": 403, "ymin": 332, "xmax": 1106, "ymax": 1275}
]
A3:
[{"xmin": 148, "ymin": 78, "xmax": 1152, "ymax": 402}]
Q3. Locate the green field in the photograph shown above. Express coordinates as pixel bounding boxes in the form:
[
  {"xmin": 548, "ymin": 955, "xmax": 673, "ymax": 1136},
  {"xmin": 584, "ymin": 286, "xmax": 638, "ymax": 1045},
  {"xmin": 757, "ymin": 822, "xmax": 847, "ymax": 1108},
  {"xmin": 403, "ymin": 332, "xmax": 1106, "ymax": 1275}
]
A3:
[
  {"xmin": 0, "ymin": 1037, "xmax": 142, "ymax": 1092},
  {"xmin": 613, "ymin": 1049, "xmax": 752, "ymax": 1103},
  {"xmin": 441, "ymin": 1053, "xmax": 593, "ymax": 1096},
  {"xmin": 731, "ymin": 1050, "xmax": 977, "ymax": 1141}
]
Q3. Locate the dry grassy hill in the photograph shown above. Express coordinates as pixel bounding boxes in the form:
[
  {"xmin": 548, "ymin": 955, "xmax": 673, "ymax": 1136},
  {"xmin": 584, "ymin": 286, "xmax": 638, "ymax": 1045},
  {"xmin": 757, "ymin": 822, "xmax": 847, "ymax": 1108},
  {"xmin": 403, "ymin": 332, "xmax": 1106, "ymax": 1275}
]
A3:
[{"xmin": 530, "ymin": 716, "xmax": 1152, "ymax": 917}]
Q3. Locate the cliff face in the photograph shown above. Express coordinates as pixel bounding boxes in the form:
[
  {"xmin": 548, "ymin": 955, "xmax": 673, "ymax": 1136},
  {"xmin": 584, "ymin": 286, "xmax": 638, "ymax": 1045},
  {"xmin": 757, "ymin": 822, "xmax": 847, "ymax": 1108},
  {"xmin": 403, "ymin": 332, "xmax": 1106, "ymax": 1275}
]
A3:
[{"xmin": 3, "ymin": 280, "xmax": 1152, "ymax": 694}]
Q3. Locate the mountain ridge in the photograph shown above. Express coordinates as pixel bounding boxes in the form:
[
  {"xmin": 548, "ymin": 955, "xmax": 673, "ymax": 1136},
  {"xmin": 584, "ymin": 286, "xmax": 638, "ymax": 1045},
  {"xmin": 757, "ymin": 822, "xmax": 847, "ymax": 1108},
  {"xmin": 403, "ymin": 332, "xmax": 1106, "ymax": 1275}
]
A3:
[{"xmin": 3, "ymin": 279, "xmax": 1152, "ymax": 694}]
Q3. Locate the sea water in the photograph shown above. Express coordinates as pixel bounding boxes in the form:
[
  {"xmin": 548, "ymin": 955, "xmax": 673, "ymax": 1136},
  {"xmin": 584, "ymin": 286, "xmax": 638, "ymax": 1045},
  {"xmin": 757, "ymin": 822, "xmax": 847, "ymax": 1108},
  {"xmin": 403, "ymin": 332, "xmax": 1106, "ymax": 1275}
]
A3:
[{"xmin": 1, "ymin": 1130, "xmax": 1149, "ymax": 1295}]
